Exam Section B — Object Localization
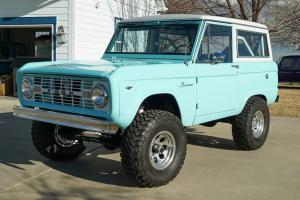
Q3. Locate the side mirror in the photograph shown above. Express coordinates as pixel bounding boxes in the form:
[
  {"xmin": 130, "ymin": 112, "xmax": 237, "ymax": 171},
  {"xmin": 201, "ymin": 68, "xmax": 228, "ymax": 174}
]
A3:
[{"xmin": 211, "ymin": 52, "xmax": 226, "ymax": 64}]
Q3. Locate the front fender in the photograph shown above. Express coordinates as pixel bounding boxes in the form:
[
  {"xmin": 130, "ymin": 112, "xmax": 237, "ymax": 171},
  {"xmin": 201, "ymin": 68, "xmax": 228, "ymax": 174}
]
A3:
[{"xmin": 114, "ymin": 78, "xmax": 197, "ymax": 129}]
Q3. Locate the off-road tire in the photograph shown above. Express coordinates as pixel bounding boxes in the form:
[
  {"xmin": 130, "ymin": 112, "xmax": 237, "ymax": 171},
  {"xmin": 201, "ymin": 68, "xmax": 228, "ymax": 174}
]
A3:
[
  {"xmin": 32, "ymin": 121, "xmax": 86, "ymax": 161},
  {"xmin": 121, "ymin": 110, "xmax": 187, "ymax": 187},
  {"xmin": 232, "ymin": 97, "xmax": 270, "ymax": 150}
]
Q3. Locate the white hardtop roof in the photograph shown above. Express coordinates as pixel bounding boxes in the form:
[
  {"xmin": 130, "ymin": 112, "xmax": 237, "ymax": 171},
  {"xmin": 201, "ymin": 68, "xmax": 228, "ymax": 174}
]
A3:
[{"xmin": 121, "ymin": 14, "xmax": 268, "ymax": 29}]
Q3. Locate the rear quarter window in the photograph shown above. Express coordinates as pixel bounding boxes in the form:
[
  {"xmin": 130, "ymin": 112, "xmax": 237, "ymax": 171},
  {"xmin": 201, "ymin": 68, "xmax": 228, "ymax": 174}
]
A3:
[{"xmin": 237, "ymin": 30, "xmax": 270, "ymax": 58}]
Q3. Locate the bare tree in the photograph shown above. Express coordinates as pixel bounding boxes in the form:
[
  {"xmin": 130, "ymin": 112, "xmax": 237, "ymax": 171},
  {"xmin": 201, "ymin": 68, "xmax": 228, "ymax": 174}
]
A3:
[
  {"xmin": 267, "ymin": 0, "xmax": 300, "ymax": 49},
  {"xmin": 163, "ymin": 0, "xmax": 300, "ymax": 49},
  {"xmin": 163, "ymin": 0, "xmax": 197, "ymax": 14},
  {"xmin": 164, "ymin": 0, "xmax": 273, "ymax": 21},
  {"xmin": 107, "ymin": 0, "xmax": 157, "ymax": 19}
]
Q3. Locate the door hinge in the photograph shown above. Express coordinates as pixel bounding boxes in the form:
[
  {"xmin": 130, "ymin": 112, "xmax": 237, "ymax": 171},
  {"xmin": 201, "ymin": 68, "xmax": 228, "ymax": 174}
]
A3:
[
  {"xmin": 196, "ymin": 103, "xmax": 199, "ymax": 109},
  {"xmin": 196, "ymin": 77, "xmax": 198, "ymax": 83}
]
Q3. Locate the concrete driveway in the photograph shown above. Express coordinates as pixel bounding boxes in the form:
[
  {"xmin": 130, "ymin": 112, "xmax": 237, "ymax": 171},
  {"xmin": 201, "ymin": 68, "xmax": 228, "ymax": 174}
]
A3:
[{"xmin": 0, "ymin": 96, "xmax": 300, "ymax": 200}]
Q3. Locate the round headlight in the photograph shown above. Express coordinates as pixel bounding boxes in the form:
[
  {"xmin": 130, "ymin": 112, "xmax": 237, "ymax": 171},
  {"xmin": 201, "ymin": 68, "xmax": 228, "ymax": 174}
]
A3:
[
  {"xmin": 90, "ymin": 85, "xmax": 108, "ymax": 108},
  {"xmin": 21, "ymin": 79, "xmax": 33, "ymax": 98}
]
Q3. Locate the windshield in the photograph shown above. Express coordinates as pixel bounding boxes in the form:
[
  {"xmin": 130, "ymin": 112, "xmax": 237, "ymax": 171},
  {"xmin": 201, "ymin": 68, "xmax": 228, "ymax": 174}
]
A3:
[{"xmin": 106, "ymin": 23, "xmax": 199, "ymax": 55}]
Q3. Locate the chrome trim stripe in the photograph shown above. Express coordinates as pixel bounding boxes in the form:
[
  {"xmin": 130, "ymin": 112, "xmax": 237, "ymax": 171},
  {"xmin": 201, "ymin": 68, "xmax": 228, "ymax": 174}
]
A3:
[{"xmin": 13, "ymin": 106, "xmax": 119, "ymax": 134}]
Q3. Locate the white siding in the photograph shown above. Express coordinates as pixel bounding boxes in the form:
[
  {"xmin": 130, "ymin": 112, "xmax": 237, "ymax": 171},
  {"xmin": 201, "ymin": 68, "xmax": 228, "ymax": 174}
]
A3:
[
  {"xmin": 0, "ymin": 0, "xmax": 70, "ymax": 60},
  {"xmin": 73, "ymin": 0, "xmax": 158, "ymax": 60}
]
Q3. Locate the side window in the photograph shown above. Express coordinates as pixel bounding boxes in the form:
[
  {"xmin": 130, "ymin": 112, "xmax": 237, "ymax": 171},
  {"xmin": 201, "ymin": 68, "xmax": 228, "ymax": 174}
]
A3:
[
  {"xmin": 237, "ymin": 30, "xmax": 270, "ymax": 57},
  {"xmin": 279, "ymin": 57, "xmax": 300, "ymax": 71},
  {"xmin": 0, "ymin": 46, "xmax": 9, "ymax": 59},
  {"xmin": 197, "ymin": 24, "xmax": 232, "ymax": 64}
]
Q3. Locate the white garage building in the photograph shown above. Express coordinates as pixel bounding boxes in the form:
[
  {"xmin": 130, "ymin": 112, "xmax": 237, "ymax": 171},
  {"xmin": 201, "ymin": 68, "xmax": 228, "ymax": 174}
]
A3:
[{"xmin": 0, "ymin": 0, "xmax": 162, "ymax": 62}]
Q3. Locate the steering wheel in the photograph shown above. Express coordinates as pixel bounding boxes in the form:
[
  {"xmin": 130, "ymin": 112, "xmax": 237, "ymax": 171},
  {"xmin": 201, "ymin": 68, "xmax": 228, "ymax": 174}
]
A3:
[
  {"xmin": 159, "ymin": 37, "xmax": 177, "ymax": 53},
  {"xmin": 175, "ymin": 44, "xmax": 192, "ymax": 53},
  {"xmin": 159, "ymin": 37, "xmax": 192, "ymax": 53}
]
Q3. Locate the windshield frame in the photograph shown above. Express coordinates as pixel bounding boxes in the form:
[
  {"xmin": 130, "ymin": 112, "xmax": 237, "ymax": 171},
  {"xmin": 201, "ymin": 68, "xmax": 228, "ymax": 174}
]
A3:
[{"xmin": 104, "ymin": 21, "xmax": 202, "ymax": 59}]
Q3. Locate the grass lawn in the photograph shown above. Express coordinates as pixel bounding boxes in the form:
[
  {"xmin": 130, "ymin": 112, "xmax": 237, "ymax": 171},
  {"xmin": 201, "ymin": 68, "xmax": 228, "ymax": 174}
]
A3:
[
  {"xmin": 270, "ymin": 88, "xmax": 300, "ymax": 118},
  {"xmin": 278, "ymin": 82, "xmax": 300, "ymax": 88}
]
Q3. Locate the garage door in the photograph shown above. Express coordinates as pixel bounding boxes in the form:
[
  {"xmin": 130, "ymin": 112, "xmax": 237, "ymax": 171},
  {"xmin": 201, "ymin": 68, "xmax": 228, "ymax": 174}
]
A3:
[
  {"xmin": 0, "ymin": 17, "xmax": 56, "ymax": 95},
  {"xmin": 0, "ymin": 17, "xmax": 56, "ymax": 74}
]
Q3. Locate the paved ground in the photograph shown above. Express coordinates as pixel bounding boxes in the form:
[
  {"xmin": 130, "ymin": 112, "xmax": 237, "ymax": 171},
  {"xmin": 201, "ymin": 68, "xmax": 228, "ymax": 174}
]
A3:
[{"xmin": 0, "ymin": 96, "xmax": 300, "ymax": 200}]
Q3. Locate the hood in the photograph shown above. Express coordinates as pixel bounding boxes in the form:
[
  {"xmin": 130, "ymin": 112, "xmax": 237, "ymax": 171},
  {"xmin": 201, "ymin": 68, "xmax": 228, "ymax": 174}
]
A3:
[{"xmin": 18, "ymin": 58, "xmax": 180, "ymax": 78}]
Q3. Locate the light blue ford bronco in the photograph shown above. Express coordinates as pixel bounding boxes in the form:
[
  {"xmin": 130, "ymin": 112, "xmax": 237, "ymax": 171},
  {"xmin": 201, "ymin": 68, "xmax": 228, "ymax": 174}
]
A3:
[{"xmin": 14, "ymin": 15, "xmax": 278, "ymax": 187}]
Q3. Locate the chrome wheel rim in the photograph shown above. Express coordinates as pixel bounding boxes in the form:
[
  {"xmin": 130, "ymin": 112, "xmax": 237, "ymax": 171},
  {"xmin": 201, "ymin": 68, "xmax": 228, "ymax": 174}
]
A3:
[
  {"xmin": 252, "ymin": 111, "xmax": 265, "ymax": 138},
  {"xmin": 54, "ymin": 126, "xmax": 79, "ymax": 148},
  {"xmin": 149, "ymin": 131, "xmax": 176, "ymax": 170}
]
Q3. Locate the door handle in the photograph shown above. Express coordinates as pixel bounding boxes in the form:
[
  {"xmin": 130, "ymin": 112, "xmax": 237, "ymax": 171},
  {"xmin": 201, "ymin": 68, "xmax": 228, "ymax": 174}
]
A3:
[
  {"xmin": 231, "ymin": 64, "xmax": 240, "ymax": 69},
  {"xmin": 265, "ymin": 73, "xmax": 269, "ymax": 79}
]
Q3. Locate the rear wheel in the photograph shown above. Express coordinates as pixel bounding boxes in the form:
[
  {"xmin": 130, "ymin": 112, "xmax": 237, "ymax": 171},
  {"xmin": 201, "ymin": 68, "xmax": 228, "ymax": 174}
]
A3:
[
  {"xmin": 32, "ymin": 121, "xmax": 86, "ymax": 161},
  {"xmin": 232, "ymin": 97, "xmax": 270, "ymax": 150},
  {"xmin": 121, "ymin": 110, "xmax": 187, "ymax": 187}
]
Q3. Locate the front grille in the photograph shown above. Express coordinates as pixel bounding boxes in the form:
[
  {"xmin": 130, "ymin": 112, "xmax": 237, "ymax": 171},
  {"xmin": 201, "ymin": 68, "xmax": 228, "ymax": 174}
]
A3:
[{"xmin": 31, "ymin": 75, "xmax": 96, "ymax": 110}]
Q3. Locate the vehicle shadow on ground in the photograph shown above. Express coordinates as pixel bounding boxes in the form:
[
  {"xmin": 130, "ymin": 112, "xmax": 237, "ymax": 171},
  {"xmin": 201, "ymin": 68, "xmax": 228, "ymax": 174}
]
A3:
[
  {"xmin": 0, "ymin": 112, "xmax": 138, "ymax": 187},
  {"xmin": 185, "ymin": 127, "xmax": 239, "ymax": 151},
  {"xmin": 51, "ymin": 147, "xmax": 139, "ymax": 187},
  {"xmin": 0, "ymin": 112, "xmax": 237, "ymax": 189},
  {"xmin": 0, "ymin": 112, "xmax": 43, "ymax": 170}
]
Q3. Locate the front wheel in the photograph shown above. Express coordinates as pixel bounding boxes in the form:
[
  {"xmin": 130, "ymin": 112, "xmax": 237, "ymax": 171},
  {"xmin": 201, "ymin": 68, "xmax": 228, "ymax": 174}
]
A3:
[
  {"xmin": 121, "ymin": 110, "xmax": 187, "ymax": 187},
  {"xmin": 232, "ymin": 97, "xmax": 270, "ymax": 150},
  {"xmin": 32, "ymin": 121, "xmax": 86, "ymax": 161}
]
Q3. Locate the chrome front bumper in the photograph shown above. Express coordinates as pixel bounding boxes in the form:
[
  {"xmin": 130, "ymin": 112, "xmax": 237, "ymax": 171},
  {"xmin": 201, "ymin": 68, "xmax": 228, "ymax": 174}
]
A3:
[{"xmin": 13, "ymin": 106, "xmax": 119, "ymax": 134}]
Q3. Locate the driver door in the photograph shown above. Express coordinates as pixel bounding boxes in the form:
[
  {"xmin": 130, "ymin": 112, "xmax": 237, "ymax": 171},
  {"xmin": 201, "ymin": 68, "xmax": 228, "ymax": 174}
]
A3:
[{"xmin": 193, "ymin": 23, "xmax": 238, "ymax": 124}]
